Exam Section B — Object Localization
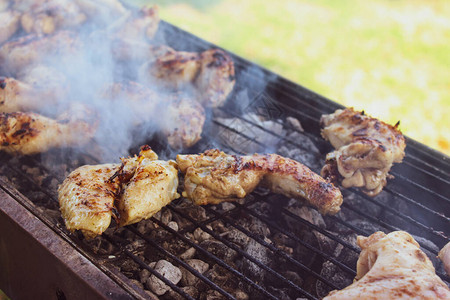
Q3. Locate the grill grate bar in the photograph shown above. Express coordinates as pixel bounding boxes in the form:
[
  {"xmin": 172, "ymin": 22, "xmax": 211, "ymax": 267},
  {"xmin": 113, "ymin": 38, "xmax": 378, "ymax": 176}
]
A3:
[
  {"xmin": 167, "ymin": 204, "xmax": 318, "ymax": 300},
  {"xmin": 392, "ymin": 172, "xmax": 450, "ymax": 204},
  {"xmin": 102, "ymin": 233, "xmax": 197, "ymax": 300},
  {"xmin": 402, "ymin": 160, "xmax": 450, "ymax": 183},
  {"xmin": 214, "ymin": 114, "xmax": 449, "ymax": 235},
  {"xmin": 349, "ymin": 188, "xmax": 449, "ymax": 240},
  {"xmin": 203, "ymin": 203, "xmax": 356, "ymax": 284},
  {"xmin": 150, "ymin": 213, "xmax": 281, "ymax": 300},
  {"xmin": 125, "ymin": 226, "xmax": 236, "ymax": 300}
]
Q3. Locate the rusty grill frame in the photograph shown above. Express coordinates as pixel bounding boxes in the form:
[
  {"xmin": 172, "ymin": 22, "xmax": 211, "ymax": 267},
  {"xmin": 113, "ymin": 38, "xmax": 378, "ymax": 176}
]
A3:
[{"xmin": 1, "ymin": 21, "xmax": 449, "ymax": 300}]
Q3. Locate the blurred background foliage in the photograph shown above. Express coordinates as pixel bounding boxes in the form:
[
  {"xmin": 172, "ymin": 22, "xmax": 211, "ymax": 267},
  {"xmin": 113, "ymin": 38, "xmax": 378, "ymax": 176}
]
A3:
[{"xmin": 129, "ymin": 0, "xmax": 450, "ymax": 155}]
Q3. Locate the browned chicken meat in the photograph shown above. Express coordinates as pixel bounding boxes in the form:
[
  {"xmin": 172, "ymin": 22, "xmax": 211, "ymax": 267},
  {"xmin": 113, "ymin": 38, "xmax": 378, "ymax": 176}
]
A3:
[
  {"xmin": 321, "ymin": 108, "xmax": 406, "ymax": 196},
  {"xmin": 100, "ymin": 81, "xmax": 205, "ymax": 148},
  {"xmin": 0, "ymin": 104, "xmax": 97, "ymax": 155},
  {"xmin": 58, "ymin": 163, "xmax": 120, "ymax": 239},
  {"xmin": 58, "ymin": 146, "xmax": 179, "ymax": 238},
  {"xmin": 114, "ymin": 146, "xmax": 180, "ymax": 226},
  {"xmin": 17, "ymin": 0, "xmax": 87, "ymax": 35},
  {"xmin": 110, "ymin": 6, "xmax": 159, "ymax": 41},
  {"xmin": 0, "ymin": 10, "xmax": 20, "ymax": 45},
  {"xmin": 177, "ymin": 149, "xmax": 343, "ymax": 215},
  {"xmin": 324, "ymin": 231, "xmax": 450, "ymax": 299},
  {"xmin": 139, "ymin": 46, "xmax": 235, "ymax": 107},
  {"xmin": 0, "ymin": 30, "xmax": 81, "ymax": 75},
  {"xmin": 1, "ymin": 65, "xmax": 68, "ymax": 113},
  {"xmin": 438, "ymin": 241, "xmax": 450, "ymax": 276}
]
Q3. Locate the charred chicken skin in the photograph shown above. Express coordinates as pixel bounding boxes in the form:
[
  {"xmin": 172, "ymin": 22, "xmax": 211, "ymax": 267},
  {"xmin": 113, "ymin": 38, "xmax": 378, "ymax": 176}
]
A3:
[
  {"xmin": 324, "ymin": 231, "xmax": 450, "ymax": 299},
  {"xmin": 58, "ymin": 146, "xmax": 180, "ymax": 238},
  {"xmin": 177, "ymin": 149, "xmax": 343, "ymax": 215},
  {"xmin": 321, "ymin": 108, "xmax": 406, "ymax": 196},
  {"xmin": 0, "ymin": 106, "xmax": 96, "ymax": 155}
]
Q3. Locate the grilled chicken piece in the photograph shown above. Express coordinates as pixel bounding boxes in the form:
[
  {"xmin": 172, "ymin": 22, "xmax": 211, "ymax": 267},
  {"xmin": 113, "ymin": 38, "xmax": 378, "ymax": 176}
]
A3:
[
  {"xmin": 1, "ymin": 65, "xmax": 68, "ymax": 113},
  {"xmin": 320, "ymin": 108, "xmax": 406, "ymax": 196},
  {"xmin": 139, "ymin": 46, "xmax": 235, "ymax": 107},
  {"xmin": 100, "ymin": 81, "xmax": 205, "ymax": 148},
  {"xmin": 0, "ymin": 31, "xmax": 81, "ymax": 76},
  {"xmin": 15, "ymin": 0, "xmax": 87, "ymax": 35},
  {"xmin": 177, "ymin": 149, "xmax": 343, "ymax": 215},
  {"xmin": 111, "ymin": 6, "xmax": 159, "ymax": 41},
  {"xmin": 115, "ymin": 146, "xmax": 180, "ymax": 226},
  {"xmin": 438, "ymin": 241, "xmax": 450, "ymax": 276},
  {"xmin": 0, "ymin": 10, "xmax": 20, "ymax": 45},
  {"xmin": 324, "ymin": 231, "xmax": 450, "ymax": 299},
  {"xmin": 58, "ymin": 163, "xmax": 120, "ymax": 239},
  {"xmin": 0, "ymin": 105, "xmax": 97, "ymax": 155}
]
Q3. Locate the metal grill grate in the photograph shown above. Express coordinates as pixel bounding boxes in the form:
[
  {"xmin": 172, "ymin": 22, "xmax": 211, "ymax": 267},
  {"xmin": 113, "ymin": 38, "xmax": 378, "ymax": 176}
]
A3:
[{"xmin": 0, "ymin": 21, "xmax": 449, "ymax": 300}]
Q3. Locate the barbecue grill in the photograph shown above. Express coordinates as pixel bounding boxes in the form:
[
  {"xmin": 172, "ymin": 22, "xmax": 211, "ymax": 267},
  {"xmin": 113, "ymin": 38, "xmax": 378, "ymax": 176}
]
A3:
[{"xmin": 1, "ymin": 20, "xmax": 449, "ymax": 300}]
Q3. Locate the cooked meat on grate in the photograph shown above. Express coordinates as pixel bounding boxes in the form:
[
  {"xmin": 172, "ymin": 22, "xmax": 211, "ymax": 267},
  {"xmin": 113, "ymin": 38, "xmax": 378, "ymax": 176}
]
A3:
[
  {"xmin": 58, "ymin": 146, "xmax": 180, "ymax": 237},
  {"xmin": 139, "ymin": 46, "xmax": 235, "ymax": 107},
  {"xmin": 438, "ymin": 241, "xmax": 450, "ymax": 276},
  {"xmin": 177, "ymin": 149, "xmax": 343, "ymax": 215},
  {"xmin": 0, "ymin": 104, "xmax": 97, "ymax": 155},
  {"xmin": 58, "ymin": 163, "xmax": 120, "ymax": 239},
  {"xmin": 17, "ymin": 0, "xmax": 87, "ymax": 35},
  {"xmin": 320, "ymin": 108, "xmax": 406, "ymax": 196},
  {"xmin": 1, "ymin": 65, "xmax": 68, "ymax": 113},
  {"xmin": 110, "ymin": 6, "xmax": 159, "ymax": 41},
  {"xmin": 324, "ymin": 231, "xmax": 450, "ymax": 299},
  {"xmin": 0, "ymin": 10, "xmax": 20, "ymax": 45},
  {"xmin": 115, "ymin": 145, "xmax": 180, "ymax": 226},
  {"xmin": 0, "ymin": 30, "xmax": 81, "ymax": 75},
  {"xmin": 100, "ymin": 81, "xmax": 205, "ymax": 148}
]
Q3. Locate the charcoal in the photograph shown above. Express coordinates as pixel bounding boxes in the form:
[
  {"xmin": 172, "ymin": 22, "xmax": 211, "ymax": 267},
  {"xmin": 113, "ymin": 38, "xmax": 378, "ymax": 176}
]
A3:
[
  {"xmin": 267, "ymin": 286, "xmax": 291, "ymax": 300},
  {"xmin": 242, "ymin": 239, "xmax": 270, "ymax": 282},
  {"xmin": 202, "ymin": 264, "xmax": 239, "ymax": 292},
  {"xmin": 165, "ymin": 286, "xmax": 199, "ymax": 300},
  {"xmin": 199, "ymin": 240, "xmax": 238, "ymax": 264},
  {"xmin": 204, "ymin": 289, "xmax": 226, "ymax": 300},
  {"xmin": 137, "ymin": 219, "xmax": 156, "ymax": 235},
  {"xmin": 180, "ymin": 259, "xmax": 210, "ymax": 286},
  {"xmin": 193, "ymin": 227, "xmax": 212, "ymax": 243},
  {"xmin": 222, "ymin": 228, "xmax": 250, "ymax": 248},
  {"xmin": 167, "ymin": 221, "xmax": 179, "ymax": 232},
  {"xmin": 234, "ymin": 290, "xmax": 249, "ymax": 300},
  {"xmin": 180, "ymin": 247, "xmax": 196, "ymax": 261},
  {"xmin": 316, "ymin": 261, "xmax": 353, "ymax": 298},
  {"xmin": 146, "ymin": 260, "xmax": 182, "ymax": 296}
]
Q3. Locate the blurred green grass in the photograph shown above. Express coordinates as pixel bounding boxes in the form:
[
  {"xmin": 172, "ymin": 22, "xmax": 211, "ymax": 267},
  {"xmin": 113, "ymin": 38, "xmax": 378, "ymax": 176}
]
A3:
[{"xmin": 132, "ymin": 0, "xmax": 450, "ymax": 155}]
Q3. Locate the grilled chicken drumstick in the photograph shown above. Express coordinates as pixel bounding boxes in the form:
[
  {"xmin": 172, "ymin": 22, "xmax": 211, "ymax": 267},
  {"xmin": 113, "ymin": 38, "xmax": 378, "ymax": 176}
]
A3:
[
  {"xmin": 177, "ymin": 149, "xmax": 343, "ymax": 215},
  {"xmin": 58, "ymin": 146, "xmax": 180, "ymax": 238},
  {"xmin": 0, "ymin": 105, "xmax": 96, "ymax": 155},
  {"xmin": 321, "ymin": 108, "xmax": 406, "ymax": 196},
  {"xmin": 324, "ymin": 231, "xmax": 450, "ymax": 299}
]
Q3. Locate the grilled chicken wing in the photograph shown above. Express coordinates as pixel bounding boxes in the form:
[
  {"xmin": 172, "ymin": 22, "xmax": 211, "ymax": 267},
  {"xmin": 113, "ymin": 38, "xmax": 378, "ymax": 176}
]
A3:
[
  {"xmin": 0, "ymin": 105, "xmax": 96, "ymax": 155},
  {"xmin": 177, "ymin": 149, "xmax": 343, "ymax": 215},
  {"xmin": 324, "ymin": 231, "xmax": 450, "ymax": 299},
  {"xmin": 0, "ymin": 10, "xmax": 20, "ymax": 45},
  {"xmin": 1, "ymin": 65, "xmax": 68, "ymax": 113},
  {"xmin": 321, "ymin": 108, "xmax": 406, "ymax": 196},
  {"xmin": 438, "ymin": 241, "xmax": 450, "ymax": 276},
  {"xmin": 0, "ymin": 31, "xmax": 81, "ymax": 75},
  {"xmin": 58, "ymin": 163, "xmax": 120, "ymax": 239},
  {"xmin": 115, "ymin": 146, "xmax": 180, "ymax": 226},
  {"xmin": 139, "ymin": 46, "xmax": 235, "ymax": 107}
]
